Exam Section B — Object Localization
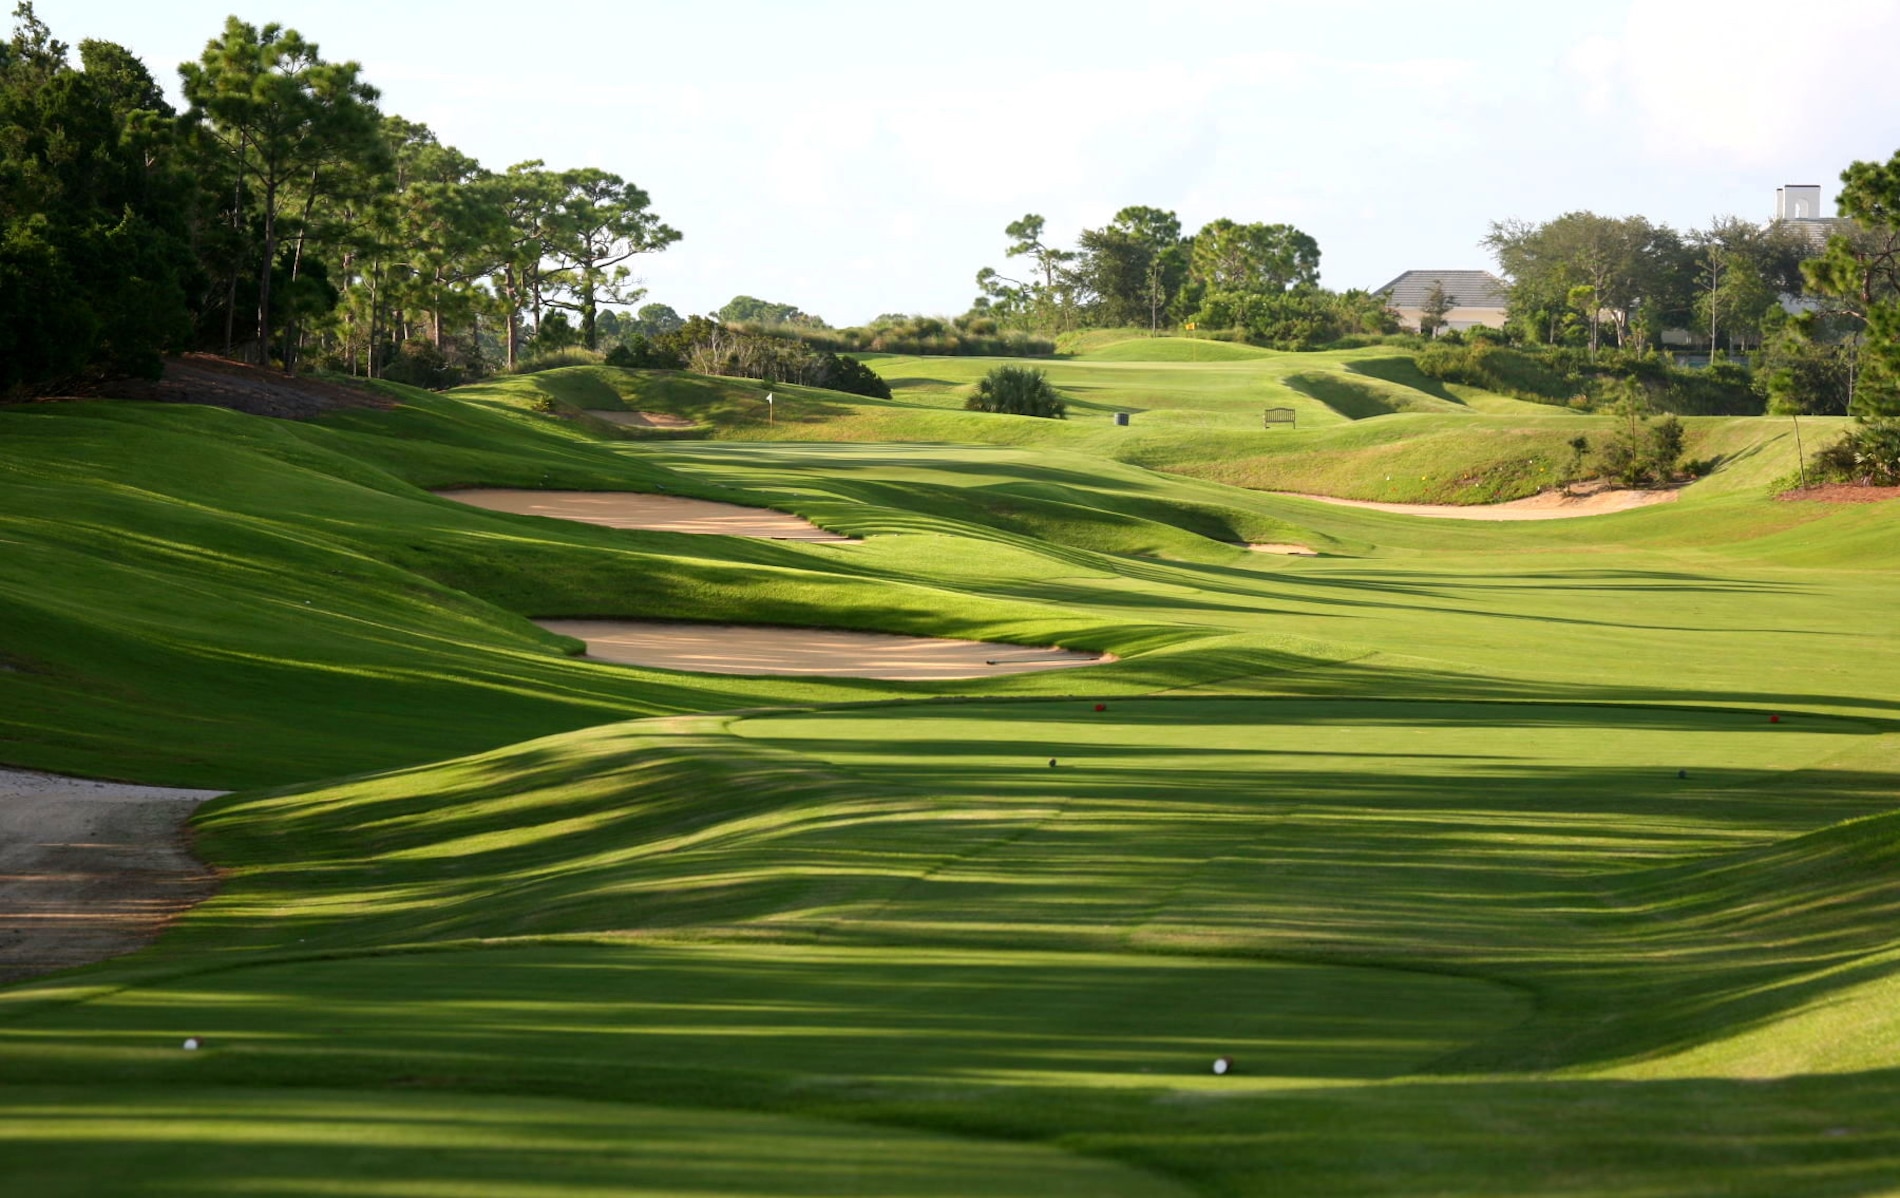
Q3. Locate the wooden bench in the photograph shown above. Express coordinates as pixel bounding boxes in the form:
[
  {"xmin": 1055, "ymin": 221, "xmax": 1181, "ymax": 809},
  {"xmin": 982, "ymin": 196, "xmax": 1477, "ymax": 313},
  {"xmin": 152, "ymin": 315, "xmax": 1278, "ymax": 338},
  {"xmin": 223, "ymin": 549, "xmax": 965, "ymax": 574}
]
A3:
[{"xmin": 1262, "ymin": 407, "xmax": 1296, "ymax": 429}]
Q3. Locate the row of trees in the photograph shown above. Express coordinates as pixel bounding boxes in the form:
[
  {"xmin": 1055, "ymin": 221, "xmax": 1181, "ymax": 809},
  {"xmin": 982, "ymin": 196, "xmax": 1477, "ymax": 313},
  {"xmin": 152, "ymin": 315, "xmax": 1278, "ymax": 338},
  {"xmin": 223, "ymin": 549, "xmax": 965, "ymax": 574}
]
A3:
[
  {"xmin": 595, "ymin": 316, "xmax": 889, "ymax": 399},
  {"xmin": 1, "ymin": 7, "xmax": 679, "ymax": 394},
  {"xmin": 1483, "ymin": 211, "xmax": 1814, "ymax": 354},
  {"xmin": 1796, "ymin": 150, "xmax": 1900, "ymax": 483},
  {"xmin": 1479, "ymin": 184, "xmax": 1900, "ymax": 422},
  {"xmin": 970, "ymin": 209, "xmax": 1394, "ymax": 348}
]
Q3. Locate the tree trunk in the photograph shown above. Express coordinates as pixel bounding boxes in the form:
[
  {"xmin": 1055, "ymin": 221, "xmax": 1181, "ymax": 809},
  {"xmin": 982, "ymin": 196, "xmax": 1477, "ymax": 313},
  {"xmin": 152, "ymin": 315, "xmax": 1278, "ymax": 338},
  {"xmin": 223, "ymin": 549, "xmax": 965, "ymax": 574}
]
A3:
[
  {"xmin": 257, "ymin": 177, "xmax": 279, "ymax": 370},
  {"xmin": 581, "ymin": 265, "xmax": 598, "ymax": 350},
  {"xmin": 505, "ymin": 275, "xmax": 520, "ymax": 371},
  {"xmin": 223, "ymin": 270, "xmax": 239, "ymax": 357},
  {"xmin": 223, "ymin": 130, "xmax": 249, "ymax": 359}
]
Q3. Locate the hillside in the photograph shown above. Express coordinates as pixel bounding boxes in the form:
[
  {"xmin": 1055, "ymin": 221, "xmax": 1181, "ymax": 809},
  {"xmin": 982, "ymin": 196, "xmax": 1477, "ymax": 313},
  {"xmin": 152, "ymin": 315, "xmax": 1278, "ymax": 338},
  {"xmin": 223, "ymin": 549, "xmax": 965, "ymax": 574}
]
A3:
[{"xmin": 2, "ymin": 345, "xmax": 1899, "ymax": 1195}]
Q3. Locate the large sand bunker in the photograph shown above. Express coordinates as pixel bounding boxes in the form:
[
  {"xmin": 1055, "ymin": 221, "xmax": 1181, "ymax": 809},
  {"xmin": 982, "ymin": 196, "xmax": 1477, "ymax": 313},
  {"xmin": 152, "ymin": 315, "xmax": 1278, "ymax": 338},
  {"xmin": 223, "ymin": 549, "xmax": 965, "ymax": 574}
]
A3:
[
  {"xmin": 1273, "ymin": 485, "xmax": 1678, "ymax": 521},
  {"xmin": 587, "ymin": 410, "xmax": 696, "ymax": 428},
  {"xmin": 438, "ymin": 489, "xmax": 855, "ymax": 541},
  {"xmin": 539, "ymin": 620, "xmax": 1110, "ymax": 680},
  {"xmin": 0, "ymin": 768, "xmax": 222, "ymax": 985}
]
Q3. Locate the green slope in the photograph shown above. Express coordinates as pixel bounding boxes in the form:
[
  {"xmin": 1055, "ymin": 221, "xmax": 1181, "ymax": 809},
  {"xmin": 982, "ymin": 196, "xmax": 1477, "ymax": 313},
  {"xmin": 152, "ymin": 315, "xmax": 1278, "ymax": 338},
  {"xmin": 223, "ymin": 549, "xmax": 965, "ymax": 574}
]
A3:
[{"xmin": 2, "ymin": 345, "xmax": 1899, "ymax": 1196}]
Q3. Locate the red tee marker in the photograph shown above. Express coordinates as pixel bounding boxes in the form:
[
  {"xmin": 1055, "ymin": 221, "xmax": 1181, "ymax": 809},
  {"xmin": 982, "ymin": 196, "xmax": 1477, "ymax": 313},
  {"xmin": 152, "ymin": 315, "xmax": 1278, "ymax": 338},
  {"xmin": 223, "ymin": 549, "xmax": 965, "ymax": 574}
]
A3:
[
  {"xmin": 1770, "ymin": 715, "xmax": 1781, "ymax": 723},
  {"xmin": 1094, "ymin": 703, "xmax": 1106, "ymax": 712}
]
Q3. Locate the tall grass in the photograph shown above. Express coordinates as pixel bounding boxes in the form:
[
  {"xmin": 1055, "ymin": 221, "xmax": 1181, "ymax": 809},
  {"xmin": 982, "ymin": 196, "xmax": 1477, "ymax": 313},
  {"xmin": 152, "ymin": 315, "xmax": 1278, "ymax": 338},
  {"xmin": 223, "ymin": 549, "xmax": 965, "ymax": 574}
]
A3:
[
  {"xmin": 738, "ymin": 315, "xmax": 1054, "ymax": 358},
  {"xmin": 508, "ymin": 347, "xmax": 607, "ymax": 374}
]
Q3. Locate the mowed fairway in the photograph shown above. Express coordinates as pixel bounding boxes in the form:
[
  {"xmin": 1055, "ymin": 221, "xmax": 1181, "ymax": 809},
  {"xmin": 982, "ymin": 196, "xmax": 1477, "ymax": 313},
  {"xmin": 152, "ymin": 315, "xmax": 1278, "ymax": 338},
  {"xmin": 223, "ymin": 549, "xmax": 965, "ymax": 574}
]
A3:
[{"xmin": 4, "ymin": 341, "xmax": 1900, "ymax": 1195}]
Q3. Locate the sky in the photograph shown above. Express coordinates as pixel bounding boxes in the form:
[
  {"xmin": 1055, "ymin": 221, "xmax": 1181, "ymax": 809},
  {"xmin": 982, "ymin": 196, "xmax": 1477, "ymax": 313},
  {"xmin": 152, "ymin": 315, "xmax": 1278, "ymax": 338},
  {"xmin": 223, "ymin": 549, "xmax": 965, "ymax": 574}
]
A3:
[{"xmin": 36, "ymin": 0, "xmax": 1900, "ymax": 326}]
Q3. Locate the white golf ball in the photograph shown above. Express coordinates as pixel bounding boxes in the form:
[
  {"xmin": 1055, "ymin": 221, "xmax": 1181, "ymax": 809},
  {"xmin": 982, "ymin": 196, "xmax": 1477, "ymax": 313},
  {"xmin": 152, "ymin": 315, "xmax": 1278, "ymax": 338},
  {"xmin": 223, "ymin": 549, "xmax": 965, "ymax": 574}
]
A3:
[
  {"xmin": 182, "ymin": 1037, "xmax": 200, "ymax": 1051},
  {"xmin": 1212, "ymin": 1055, "xmax": 1231, "ymax": 1075}
]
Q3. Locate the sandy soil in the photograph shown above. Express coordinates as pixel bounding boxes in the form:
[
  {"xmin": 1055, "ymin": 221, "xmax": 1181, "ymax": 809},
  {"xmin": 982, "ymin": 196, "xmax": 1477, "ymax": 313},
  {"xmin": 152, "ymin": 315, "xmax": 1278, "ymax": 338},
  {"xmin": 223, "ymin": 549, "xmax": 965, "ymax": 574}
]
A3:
[
  {"xmin": 539, "ymin": 620, "xmax": 1111, "ymax": 680},
  {"xmin": 586, "ymin": 410, "xmax": 696, "ymax": 428},
  {"xmin": 1272, "ymin": 485, "xmax": 1679, "ymax": 521},
  {"xmin": 436, "ymin": 489, "xmax": 857, "ymax": 541},
  {"xmin": 1778, "ymin": 484, "xmax": 1900, "ymax": 504},
  {"xmin": 0, "ymin": 768, "xmax": 223, "ymax": 986},
  {"xmin": 1244, "ymin": 543, "xmax": 1318, "ymax": 556}
]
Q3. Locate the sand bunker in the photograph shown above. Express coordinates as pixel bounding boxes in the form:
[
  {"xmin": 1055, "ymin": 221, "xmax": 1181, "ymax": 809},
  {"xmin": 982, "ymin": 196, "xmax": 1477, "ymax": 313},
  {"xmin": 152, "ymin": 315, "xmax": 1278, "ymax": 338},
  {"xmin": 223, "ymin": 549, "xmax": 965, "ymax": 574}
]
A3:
[
  {"xmin": 539, "ymin": 620, "xmax": 1110, "ymax": 680},
  {"xmin": 1272, "ymin": 486, "xmax": 1678, "ymax": 521},
  {"xmin": 0, "ymin": 768, "xmax": 223, "ymax": 985},
  {"xmin": 587, "ymin": 410, "xmax": 696, "ymax": 428},
  {"xmin": 438, "ymin": 489, "xmax": 855, "ymax": 541},
  {"xmin": 1244, "ymin": 543, "xmax": 1318, "ymax": 556}
]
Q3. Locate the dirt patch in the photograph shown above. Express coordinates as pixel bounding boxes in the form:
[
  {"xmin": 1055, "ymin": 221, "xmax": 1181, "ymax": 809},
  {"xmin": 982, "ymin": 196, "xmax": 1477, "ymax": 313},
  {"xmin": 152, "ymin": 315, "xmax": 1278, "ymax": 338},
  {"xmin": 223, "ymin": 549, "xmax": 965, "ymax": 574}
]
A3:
[
  {"xmin": 586, "ymin": 410, "xmax": 697, "ymax": 428},
  {"xmin": 0, "ymin": 768, "xmax": 223, "ymax": 987},
  {"xmin": 1778, "ymin": 484, "xmax": 1900, "ymax": 504},
  {"xmin": 539, "ymin": 620, "xmax": 1112, "ymax": 680},
  {"xmin": 1243, "ymin": 543, "xmax": 1318, "ymax": 556},
  {"xmin": 61, "ymin": 353, "xmax": 395, "ymax": 420},
  {"xmin": 437, "ymin": 489, "xmax": 857, "ymax": 541},
  {"xmin": 1273, "ymin": 484, "xmax": 1678, "ymax": 521}
]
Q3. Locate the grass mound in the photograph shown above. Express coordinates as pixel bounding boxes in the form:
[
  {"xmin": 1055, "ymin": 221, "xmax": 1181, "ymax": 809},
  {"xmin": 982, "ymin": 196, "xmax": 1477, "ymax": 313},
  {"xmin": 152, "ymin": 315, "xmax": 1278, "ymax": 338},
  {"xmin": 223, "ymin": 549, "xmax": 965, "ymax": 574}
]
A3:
[{"xmin": 1071, "ymin": 333, "xmax": 1278, "ymax": 362}]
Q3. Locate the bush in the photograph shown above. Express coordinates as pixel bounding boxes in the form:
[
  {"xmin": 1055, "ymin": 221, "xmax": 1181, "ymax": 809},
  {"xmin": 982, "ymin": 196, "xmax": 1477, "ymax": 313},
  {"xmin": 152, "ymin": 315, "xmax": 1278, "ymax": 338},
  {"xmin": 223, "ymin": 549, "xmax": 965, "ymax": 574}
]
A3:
[
  {"xmin": 1814, "ymin": 418, "xmax": 1900, "ymax": 485},
  {"xmin": 1595, "ymin": 397, "xmax": 1686, "ymax": 487},
  {"xmin": 380, "ymin": 339, "xmax": 466, "ymax": 390},
  {"xmin": 1189, "ymin": 287, "xmax": 1397, "ymax": 350},
  {"xmin": 965, "ymin": 365, "xmax": 1066, "ymax": 418},
  {"xmin": 604, "ymin": 335, "xmax": 684, "ymax": 370},
  {"xmin": 817, "ymin": 352, "xmax": 892, "ymax": 399},
  {"xmin": 1415, "ymin": 341, "xmax": 1762, "ymax": 414},
  {"xmin": 1416, "ymin": 342, "xmax": 1573, "ymax": 404},
  {"xmin": 649, "ymin": 317, "xmax": 891, "ymax": 397}
]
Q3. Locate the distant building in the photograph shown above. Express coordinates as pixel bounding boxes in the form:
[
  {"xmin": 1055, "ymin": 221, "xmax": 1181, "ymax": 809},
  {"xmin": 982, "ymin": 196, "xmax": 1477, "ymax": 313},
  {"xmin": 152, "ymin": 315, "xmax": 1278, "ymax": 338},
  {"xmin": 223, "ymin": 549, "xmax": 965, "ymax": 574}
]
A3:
[
  {"xmin": 1374, "ymin": 269, "xmax": 1510, "ymax": 334},
  {"xmin": 1775, "ymin": 184, "xmax": 1823, "ymax": 220},
  {"xmin": 1773, "ymin": 182, "xmax": 1844, "ymax": 251}
]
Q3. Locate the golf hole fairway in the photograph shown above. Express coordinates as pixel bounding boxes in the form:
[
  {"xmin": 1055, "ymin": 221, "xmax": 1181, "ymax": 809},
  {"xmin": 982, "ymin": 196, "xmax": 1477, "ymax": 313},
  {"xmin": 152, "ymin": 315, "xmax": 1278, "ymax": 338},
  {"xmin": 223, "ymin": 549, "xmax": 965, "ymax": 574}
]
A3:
[
  {"xmin": 436, "ymin": 489, "xmax": 856, "ymax": 540},
  {"xmin": 539, "ymin": 620, "xmax": 1111, "ymax": 679}
]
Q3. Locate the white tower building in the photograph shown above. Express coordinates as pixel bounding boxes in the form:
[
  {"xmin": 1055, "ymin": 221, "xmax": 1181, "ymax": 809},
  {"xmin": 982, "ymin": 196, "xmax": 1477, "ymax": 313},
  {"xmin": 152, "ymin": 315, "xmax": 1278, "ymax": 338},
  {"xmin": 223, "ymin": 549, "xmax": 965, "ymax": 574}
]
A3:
[{"xmin": 1776, "ymin": 184, "xmax": 1823, "ymax": 221}]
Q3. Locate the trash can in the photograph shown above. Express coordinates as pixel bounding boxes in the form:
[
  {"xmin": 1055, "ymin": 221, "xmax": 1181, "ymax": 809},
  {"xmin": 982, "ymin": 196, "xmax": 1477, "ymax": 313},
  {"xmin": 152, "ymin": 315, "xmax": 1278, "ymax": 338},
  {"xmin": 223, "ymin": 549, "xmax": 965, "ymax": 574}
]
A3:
[{"xmin": 1114, "ymin": 412, "xmax": 1130, "ymax": 426}]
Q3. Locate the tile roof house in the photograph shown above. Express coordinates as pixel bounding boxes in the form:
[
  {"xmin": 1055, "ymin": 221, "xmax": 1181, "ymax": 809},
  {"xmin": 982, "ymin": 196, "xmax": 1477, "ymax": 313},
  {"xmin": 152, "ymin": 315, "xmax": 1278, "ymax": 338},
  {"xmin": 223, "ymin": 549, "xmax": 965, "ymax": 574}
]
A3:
[
  {"xmin": 1374, "ymin": 269, "xmax": 1510, "ymax": 333},
  {"xmin": 1773, "ymin": 183, "xmax": 1845, "ymax": 251}
]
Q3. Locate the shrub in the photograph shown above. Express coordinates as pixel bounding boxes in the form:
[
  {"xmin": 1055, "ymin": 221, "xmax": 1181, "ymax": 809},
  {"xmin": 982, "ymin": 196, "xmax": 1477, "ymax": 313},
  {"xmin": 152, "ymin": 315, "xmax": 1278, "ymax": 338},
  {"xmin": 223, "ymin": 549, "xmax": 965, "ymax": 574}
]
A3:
[
  {"xmin": 380, "ymin": 339, "xmax": 465, "ymax": 390},
  {"xmin": 1416, "ymin": 342, "xmax": 1573, "ymax": 404},
  {"xmin": 1415, "ymin": 341, "xmax": 1761, "ymax": 414},
  {"xmin": 1813, "ymin": 417, "xmax": 1900, "ymax": 485},
  {"xmin": 604, "ymin": 335, "xmax": 684, "ymax": 370},
  {"xmin": 817, "ymin": 352, "xmax": 892, "ymax": 400},
  {"xmin": 1595, "ymin": 393, "xmax": 1686, "ymax": 487},
  {"xmin": 966, "ymin": 365, "xmax": 1066, "ymax": 418}
]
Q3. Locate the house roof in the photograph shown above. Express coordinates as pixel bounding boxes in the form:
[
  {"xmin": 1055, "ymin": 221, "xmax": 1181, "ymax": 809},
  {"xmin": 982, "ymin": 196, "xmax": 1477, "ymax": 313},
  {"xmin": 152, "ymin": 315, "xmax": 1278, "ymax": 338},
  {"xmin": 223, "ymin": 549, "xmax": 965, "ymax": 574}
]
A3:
[
  {"xmin": 1374, "ymin": 269, "xmax": 1510, "ymax": 309},
  {"xmin": 1776, "ymin": 216, "xmax": 1845, "ymax": 251}
]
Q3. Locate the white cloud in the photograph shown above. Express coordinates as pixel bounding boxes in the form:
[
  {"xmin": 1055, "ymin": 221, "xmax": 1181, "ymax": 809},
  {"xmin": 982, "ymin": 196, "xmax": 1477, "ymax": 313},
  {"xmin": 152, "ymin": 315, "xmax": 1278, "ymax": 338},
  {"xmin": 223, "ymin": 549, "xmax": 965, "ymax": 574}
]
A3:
[{"xmin": 1571, "ymin": 0, "xmax": 1900, "ymax": 169}]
